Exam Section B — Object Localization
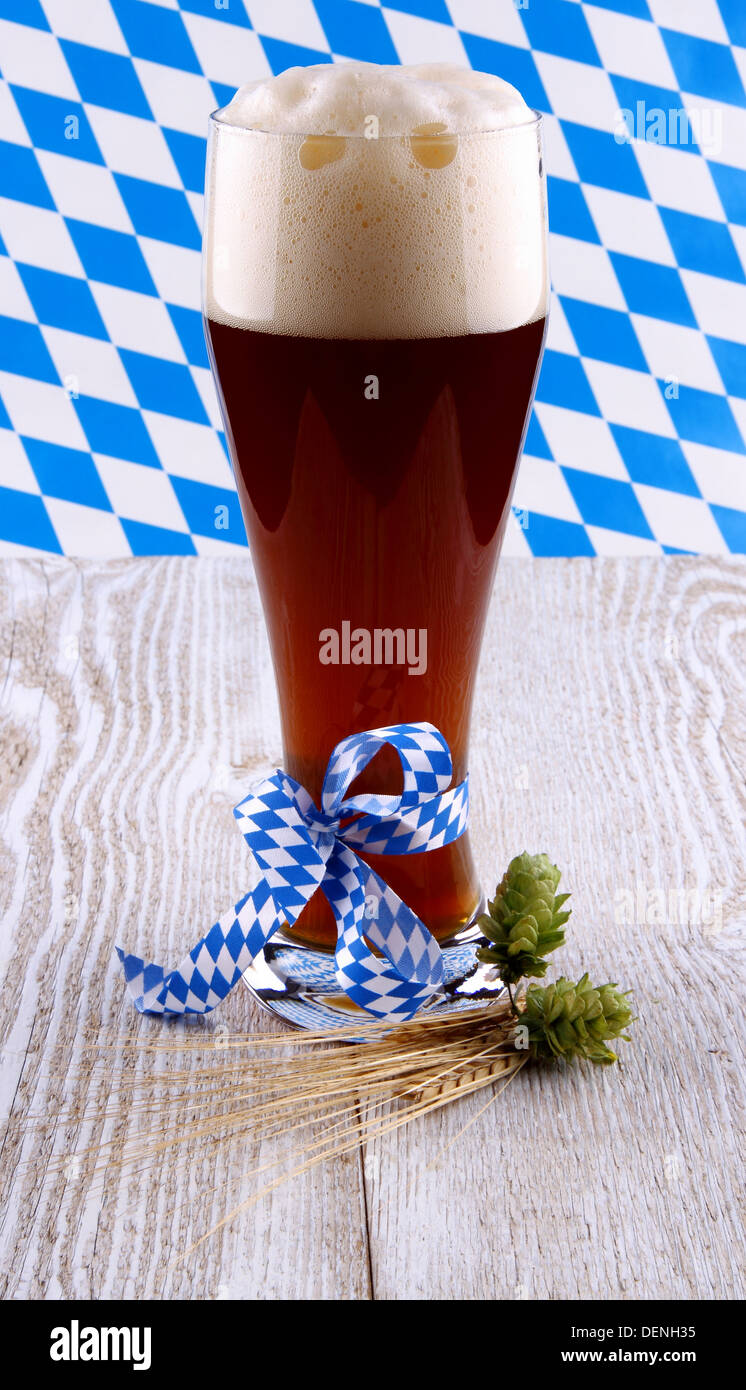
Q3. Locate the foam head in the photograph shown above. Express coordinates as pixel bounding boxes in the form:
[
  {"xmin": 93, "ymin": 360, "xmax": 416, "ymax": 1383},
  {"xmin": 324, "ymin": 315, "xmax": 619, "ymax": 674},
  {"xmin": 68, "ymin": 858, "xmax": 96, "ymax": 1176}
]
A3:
[{"xmin": 205, "ymin": 62, "xmax": 548, "ymax": 339}]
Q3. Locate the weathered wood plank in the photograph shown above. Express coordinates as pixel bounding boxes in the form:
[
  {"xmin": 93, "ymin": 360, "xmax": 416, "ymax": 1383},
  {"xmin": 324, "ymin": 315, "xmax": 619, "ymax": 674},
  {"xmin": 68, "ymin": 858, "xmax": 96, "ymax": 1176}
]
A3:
[
  {"xmin": 0, "ymin": 557, "xmax": 744, "ymax": 1300},
  {"xmin": 0, "ymin": 558, "xmax": 370, "ymax": 1300},
  {"xmin": 366, "ymin": 557, "xmax": 746, "ymax": 1300}
]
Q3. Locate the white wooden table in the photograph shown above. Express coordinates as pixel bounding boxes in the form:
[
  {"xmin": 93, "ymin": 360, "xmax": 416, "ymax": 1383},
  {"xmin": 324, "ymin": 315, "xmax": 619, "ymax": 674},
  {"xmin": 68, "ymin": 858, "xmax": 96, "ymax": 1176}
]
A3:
[{"xmin": 0, "ymin": 556, "xmax": 744, "ymax": 1300}]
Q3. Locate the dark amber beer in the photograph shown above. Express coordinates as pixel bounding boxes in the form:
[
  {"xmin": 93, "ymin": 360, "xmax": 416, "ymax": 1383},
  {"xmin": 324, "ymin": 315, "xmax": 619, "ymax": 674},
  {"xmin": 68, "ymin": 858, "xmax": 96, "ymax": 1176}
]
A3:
[{"xmin": 203, "ymin": 63, "xmax": 548, "ymax": 949}]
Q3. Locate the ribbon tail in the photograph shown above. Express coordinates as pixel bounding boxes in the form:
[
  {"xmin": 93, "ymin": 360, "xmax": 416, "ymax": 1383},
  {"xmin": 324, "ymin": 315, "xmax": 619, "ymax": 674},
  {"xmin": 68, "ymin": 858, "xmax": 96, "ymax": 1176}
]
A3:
[
  {"xmin": 116, "ymin": 946, "xmax": 171, "ymax": 1015},
  {"xmin": 323, "ymin": 841, "xmax": 445, "ymax": 1023},
  {"xmin": 115, "ymin": 881, "xmax": 283, "ymax": 1016}
]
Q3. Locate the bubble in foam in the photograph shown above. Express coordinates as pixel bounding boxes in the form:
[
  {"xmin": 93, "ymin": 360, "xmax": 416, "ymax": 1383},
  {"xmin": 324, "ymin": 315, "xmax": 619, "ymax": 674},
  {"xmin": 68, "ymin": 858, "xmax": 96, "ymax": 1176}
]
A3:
[
  {"xmin": 298, "ymin": 133, "xmax": 346, "ymax": 171},
  {"xmin": 410, "ymin": 123, "xmax": 459, "ymax": 169},
  {"xmin": 205, "ymin": 62, "xmax": 548, "ymax": 340}
]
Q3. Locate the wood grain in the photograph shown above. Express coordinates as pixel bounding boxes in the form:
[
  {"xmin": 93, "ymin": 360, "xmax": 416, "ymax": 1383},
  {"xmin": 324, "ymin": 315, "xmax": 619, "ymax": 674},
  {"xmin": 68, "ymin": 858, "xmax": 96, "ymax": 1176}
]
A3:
[
  {"xmin": 0, "ymin": 558, "xmax": 369, "ymax": 1300},
  {"xmin": 0, "ymin": 556, "xmax": 744, "ymax": 1300}
]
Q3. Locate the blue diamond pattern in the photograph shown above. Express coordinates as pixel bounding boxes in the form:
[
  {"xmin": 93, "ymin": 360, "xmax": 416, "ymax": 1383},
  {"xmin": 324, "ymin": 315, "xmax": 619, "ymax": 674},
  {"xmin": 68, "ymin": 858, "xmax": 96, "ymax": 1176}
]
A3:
[
  {"xmin": 74, "ymin": 396, "xmax": 161, "ymax": 469},
  {"xmin": 10, "ymin": 86, "xmax": 103, "ymax": 163},
  {"xmin": 121, "ymin": 517, "xmax": 196, "ymax": 555},
  {"xmin": 520, "ymin": 0, "xmax": 601, "ymax": 67},
  {"xmin": 610, "ymin": 77, "xmax": 698, "ymax": 152},
  {"xmin": 610, "ymin": 426, "xmax": 700, "ymax": 496},
  {"xmin": 59, "ymin": 41, "xmax": 152, "ymax": 120},
  {"xmin": 562, "ymin": 121, "xmax": 649, "ymax": 197},
  {"xmin": 609, "ymin": 252, "xmax": 698, "ymax": 328},
  {"xmin": 560, "ymin": 298, "xmax": 648, "ymax": 372},
  {"xmin": 170, "ymin": 475, "xmax": 247, "ymax": 543},
  {"xmin": 0, "ymin": 0, "xmax": 48, "ymax": 27},
  {"xmin": 562, "ymin": 468, "xmax": 655, "ymax": 540},
  {"xmin": 65, "ymin": 219, "xmax": 158, "ymax": 296},
  {"xmin": 17, "ymin": 263, "xmax": 108, "ymax": 338},
  {"xmin": 314, "ymin": 0, "xmax": 398, "ymax": 64},
  {"xmin": 0, "ymin": 0, "xmax": 744, "ymax": 558},
  {"xmin": 0, "ymin": 484, "xmax": 61, "ymax": 552},
  {"xmin": 114, "ymin": 174, "xmax": 201, "ymax": 249},
  {"xmin": 660, "ymin": 29, "xmax": 746, "ymax": 108},
  {"xmin": 546, "ymin": 177, "xmax": 600, "ymax": 243},
  {"xmin": 659, "ymin": 208, "xmax": 745, "ymax": 284},
  {"xmin": 460, "ymin": 34, "xmax": 550, "ymax": 112},
  {"xmin": 22, "ymin": 438, "xmax": 112, "ymax": 511},
  {"xmin": 0, "ymin": 315, "xmax": 59, "ymax": 382},
  {"xmin": 162, "ymin": 130, "xmax": 208, "ymax": 194},
  {"xmin": 535, "ymin": 350, "xmax": 601, "ymax": 416},
  {"xmin": 663, "ymin": 383, "xmax": 745, "ymax": 453},
  {"xmin": 711, "ymin": 503, "xmax": 746, "ymax": 551},
  {"xmin": 709, "ymin": 162, "xmax": 746, "ymax": 225},
  {"xmin": 707, "ymin": 337, "xmax": 746, "ymax": 399},
  {"xmin": 111, "ymin": 0, "xmax": 201, "ymax": 73},
  {"xmin": 0, "ymin": 139, "xmax": 55, "ymax": 206},
  {"xmin": 118, "ymin": 349, "xmax": 209, "ymax": 424}
]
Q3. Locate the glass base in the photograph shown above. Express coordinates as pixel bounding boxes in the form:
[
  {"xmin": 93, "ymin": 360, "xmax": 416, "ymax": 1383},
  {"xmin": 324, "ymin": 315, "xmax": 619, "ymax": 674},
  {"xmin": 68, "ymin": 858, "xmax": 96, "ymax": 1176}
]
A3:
[{"xmin": 241, "ymin": 909, "xmax": 505, "ymax": 1032}]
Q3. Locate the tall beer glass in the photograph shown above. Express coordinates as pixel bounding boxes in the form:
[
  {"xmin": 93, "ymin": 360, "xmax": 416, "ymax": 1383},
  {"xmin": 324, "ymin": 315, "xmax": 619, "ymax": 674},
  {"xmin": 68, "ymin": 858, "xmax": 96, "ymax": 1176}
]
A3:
[{"xmin": 202, "ymin": 69, "xmax": 548, "ymax": 1011}]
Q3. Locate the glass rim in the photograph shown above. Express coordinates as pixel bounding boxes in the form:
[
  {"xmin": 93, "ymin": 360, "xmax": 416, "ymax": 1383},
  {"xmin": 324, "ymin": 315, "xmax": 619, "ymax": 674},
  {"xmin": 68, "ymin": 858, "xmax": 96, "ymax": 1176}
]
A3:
[{"xmin": 207, "ymin": 106, "xmax": 543, "ymax": 139}]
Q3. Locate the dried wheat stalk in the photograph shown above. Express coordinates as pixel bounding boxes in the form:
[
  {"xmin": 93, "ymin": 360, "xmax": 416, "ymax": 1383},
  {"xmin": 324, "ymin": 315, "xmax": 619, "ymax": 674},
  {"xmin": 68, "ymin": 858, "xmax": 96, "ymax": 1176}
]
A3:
[{"xmin": 19, "ymin": 998, "xmax": 526, "ymax": 1265}]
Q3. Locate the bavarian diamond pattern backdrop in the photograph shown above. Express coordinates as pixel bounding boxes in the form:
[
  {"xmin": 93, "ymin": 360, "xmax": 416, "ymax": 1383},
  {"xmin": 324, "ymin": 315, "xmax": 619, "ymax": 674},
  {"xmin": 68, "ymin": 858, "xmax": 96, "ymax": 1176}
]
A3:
[{"xmin": 1, "ymin": 0, "xmax": 746, "ymax": 558}]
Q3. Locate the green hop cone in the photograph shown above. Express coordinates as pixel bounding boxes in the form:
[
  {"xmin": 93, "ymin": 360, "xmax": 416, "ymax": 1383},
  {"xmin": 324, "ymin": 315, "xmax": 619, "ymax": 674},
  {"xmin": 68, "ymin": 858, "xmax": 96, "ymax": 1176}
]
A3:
[
  {"xmin": 476, "ymin": 851, "xmax": 571, "ymax": 986},
  {"xmin": 522, "ymin": 974, "xmax": 635, "ymax": 1065}
]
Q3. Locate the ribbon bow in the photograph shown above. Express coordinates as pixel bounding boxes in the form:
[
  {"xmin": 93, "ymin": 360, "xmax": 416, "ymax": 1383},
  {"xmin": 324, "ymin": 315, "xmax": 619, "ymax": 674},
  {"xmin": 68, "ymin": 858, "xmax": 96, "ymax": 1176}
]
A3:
[{"xmin": 117, "ymin": 722, "xmax": 468, "ymax": 1023}]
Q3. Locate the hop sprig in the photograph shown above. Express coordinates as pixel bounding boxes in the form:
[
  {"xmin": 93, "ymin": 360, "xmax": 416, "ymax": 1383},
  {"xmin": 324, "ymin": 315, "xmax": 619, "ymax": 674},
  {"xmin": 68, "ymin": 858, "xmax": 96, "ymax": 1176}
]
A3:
[
  {"xmin": 476, "ymin": 851, "xmax": 571, "ymax": 986},
  {"xmin": 521, "ymin": 975, "xmax": 635, "ymax": 1065}
]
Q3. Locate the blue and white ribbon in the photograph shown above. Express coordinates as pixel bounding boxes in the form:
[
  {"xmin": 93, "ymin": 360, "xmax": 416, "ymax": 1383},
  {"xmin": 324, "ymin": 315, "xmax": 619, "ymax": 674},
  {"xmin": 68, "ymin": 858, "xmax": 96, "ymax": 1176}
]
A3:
[{"xmin": 117, "ymin": 722, "xmax": 469, "ymax": 1023}]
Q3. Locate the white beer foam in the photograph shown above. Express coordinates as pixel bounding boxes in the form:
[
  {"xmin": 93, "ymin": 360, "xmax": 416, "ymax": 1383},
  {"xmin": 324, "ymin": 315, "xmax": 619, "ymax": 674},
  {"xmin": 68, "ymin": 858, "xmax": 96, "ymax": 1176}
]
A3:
[
  {"xmin": 205, "ymin": 62, "xmax": 548, "ymax": 339},
  {"xmin": 217, "ymin": 62, "xmax": 533, "ymax": 136}
]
